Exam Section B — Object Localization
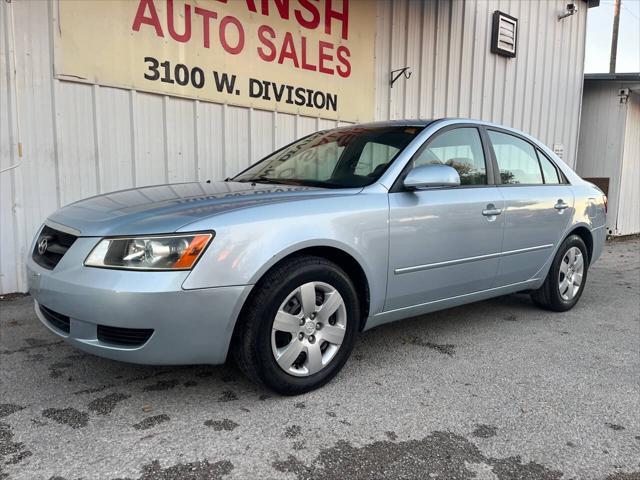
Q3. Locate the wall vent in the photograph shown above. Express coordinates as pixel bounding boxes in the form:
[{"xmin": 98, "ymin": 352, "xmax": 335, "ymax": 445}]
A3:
[{"xmin": 491, "ymin": 11, "xmax": 518, "ymax": 58}]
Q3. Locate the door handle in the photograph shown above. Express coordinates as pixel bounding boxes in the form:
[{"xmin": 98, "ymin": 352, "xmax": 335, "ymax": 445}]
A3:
[
  {"xmin": 482, "ymin": 205, "xmax": 502, "ymax": 216},
  {"xmin": 554, "ymin": 200, "xmax": 569, "ymax": 211}
]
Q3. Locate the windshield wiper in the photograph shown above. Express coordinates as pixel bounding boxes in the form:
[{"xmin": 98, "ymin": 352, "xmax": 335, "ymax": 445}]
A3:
[
  {"xmin": 236, "ymin": 177, "xmax": 342, "ymax": 189},
  {"xmin": 251, "ymin": 178, "xmax": 301, "ymax": 186}
]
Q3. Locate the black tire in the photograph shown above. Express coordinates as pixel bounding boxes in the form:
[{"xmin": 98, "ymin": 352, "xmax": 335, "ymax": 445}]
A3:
[
  {"xmin": 531, "ymin": 234, "xmax": 589, "ymax": 312},
  {"xmin": 232, "ymin": 255, "xmax": 360, "ymax": 395}
]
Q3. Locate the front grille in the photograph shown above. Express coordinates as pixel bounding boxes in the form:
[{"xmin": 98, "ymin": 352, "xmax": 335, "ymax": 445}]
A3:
[
  {"xmin": 32, "ymin": 225, "xmax": 77, "ymax": 270},
  {"xmin": 97, "ymin": 325, "xmax": 154, "ymax": 347},
  {"xmin": 39, "ymin": 305, "xmax": 70, "ymax": 334}
]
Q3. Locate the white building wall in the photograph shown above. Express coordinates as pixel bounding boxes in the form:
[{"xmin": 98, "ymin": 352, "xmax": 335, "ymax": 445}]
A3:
[
  {"xmin": 617, "ymin": 92, "xmax": 640, "ymax": 236},
  {"xmin": 0, "ymin": 0, "xmax": 589, "ymax": 293},
  {"xmin": 374, "ymin": 0, "xmax": 587, "ymax": 164},
  {"xmin": 576, "ymin": 82, "xmax": 628, "ymax": 235},
  {"xmin": 577, "ymin": 81, "xmax": 640, "ymax": 236}
]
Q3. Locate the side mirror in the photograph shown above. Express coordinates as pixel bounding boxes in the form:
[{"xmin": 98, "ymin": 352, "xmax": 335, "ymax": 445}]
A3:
[{"xmin": 403, "ymin": 164, "xmax": 461, "ymax": 190}]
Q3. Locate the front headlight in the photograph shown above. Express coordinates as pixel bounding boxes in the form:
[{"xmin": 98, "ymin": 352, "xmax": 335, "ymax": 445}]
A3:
[{"xmin": 84, "ymin": 233, "xmax": 213, "ymax": 270}]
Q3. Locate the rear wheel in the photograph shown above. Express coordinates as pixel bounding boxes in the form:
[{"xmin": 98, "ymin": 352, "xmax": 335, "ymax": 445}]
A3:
[
  {"xmin": 233, "ymin": 255, "xmax": 360, "ymax": 395},
  {"xmin": 531, "ymin": 234, "xmax": 588, "ymax": 311}
]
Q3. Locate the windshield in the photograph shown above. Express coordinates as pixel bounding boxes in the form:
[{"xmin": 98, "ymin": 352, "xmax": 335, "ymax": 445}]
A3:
[{"xmin": 233, "ymin": 125, "xmax": 424, "ymax": 188}]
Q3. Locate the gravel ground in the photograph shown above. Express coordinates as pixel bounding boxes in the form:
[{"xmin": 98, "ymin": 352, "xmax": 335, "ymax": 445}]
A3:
[{"xmin": 1, "ymin": 239, "xmax": 638, "ymax": 480}]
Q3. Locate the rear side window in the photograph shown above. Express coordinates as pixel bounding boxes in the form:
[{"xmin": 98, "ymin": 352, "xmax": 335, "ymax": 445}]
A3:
[
  {"xmin": 414, "ymin": 127, "xmax": 487, "ymax": 185},
  {"xmin": 488, "ymin": 130, "xmax": 543, "ymax": 185},
  {"xmin": 537, "ymin": 151, "xmax": 562, "ymax": 184}
]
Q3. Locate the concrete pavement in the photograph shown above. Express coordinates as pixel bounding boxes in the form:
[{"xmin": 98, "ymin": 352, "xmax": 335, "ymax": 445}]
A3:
[{"xmin": 1, "ymin": 239, "xmax": 638, "ymax": 479}]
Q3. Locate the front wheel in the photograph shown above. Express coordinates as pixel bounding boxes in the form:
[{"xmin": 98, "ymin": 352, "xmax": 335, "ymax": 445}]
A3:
[
  {"xmin": 531, "ymin": 234, "xmax": 588, "ymax": 312},
  {"xmin": 232, "ymin": 255, "xmax": 360, "ymax": 395}
]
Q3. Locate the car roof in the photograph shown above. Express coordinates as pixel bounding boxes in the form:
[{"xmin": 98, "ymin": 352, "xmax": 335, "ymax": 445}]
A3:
[
  {"xmin": 335, "ymin": 119, "xmax": 438, "ymax": 128},
  {"xmin": 337, "ymin": 118, "xmax": 542, "ymax": 143},
  {"xmin": 334, "ymin": 118, "xmax": 527, "ymax": 132}
]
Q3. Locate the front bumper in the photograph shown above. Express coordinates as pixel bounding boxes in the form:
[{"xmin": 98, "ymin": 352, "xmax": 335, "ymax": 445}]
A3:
[{"xmin": 27, "ymin": 237, "xmax": 252, "ymax": 365}]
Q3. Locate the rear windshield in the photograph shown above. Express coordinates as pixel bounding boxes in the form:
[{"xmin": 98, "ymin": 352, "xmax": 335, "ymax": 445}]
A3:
[{"xmin": 233, "ymin": 126, "xmax": 424, "ymax": 188}]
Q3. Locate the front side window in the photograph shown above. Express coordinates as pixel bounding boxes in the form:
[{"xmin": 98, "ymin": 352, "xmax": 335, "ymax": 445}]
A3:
[
  {"xmin": 234, "ymin": 126, "xmax": 424, "ymax": 188},
  {"xmin": 413, "ymin": 127, "xmax": 487, "ymax": 185},
  {"xmin": 488, "ymin": 131, "xmax": 543, "ymax": 185}
]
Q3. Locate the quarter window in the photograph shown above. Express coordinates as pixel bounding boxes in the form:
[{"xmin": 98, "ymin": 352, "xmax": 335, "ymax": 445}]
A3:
[
  {"xmin": 537, "ymin": 151, "xmax": 562, "ymax": 184},
  {"xmin": 414, "ymin": 128, "xmax": 487, "ymax": 185},
  {"xmin": 488, "ymin": 131, "xmax": 543, "ymax": 184}
]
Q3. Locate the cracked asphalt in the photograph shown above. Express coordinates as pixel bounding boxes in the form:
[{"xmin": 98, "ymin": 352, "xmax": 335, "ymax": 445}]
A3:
[{"xmin": 1, "ymin": 239, "xmax": 638, "ymax": 480}]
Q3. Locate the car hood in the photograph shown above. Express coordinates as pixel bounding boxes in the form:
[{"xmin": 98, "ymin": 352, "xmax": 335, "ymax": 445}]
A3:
[{"xmin": 47, "ymin": 181, "xmax": 357, "ymax": 236}]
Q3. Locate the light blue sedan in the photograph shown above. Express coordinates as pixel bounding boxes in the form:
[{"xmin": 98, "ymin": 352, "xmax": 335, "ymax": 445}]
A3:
[{"xmin": 27, "ymin": 119, "xmax": 607, "ymax": 394}]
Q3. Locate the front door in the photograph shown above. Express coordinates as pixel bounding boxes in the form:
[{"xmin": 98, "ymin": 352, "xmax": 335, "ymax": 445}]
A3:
[{"xmin": 386, "ymin": 127, "xmax": 504, "ymax": 311}]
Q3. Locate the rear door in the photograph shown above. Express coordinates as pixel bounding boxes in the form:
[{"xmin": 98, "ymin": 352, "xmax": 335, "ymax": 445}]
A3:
[
  {"xmin": 486, "ymin": 129, "xmax": 573, "ymax": 286},
  {"xmin": 385, "ymin": 126, "xmax": 504, "ymax": 311}
]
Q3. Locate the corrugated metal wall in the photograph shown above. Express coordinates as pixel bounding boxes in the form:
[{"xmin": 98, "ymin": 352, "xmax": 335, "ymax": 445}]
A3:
[
  {"xmin": 374, "ymin": 0, "xmax": 587, "ymax": 163},
  {"xmin": 617, "ymin": 92, "xmax": 640, "ymax": 236},
  {"xmin": 576, "ymin": 82, "xmax": 640, "ymax": 236},
  {"xmin": 575, "ymin": 82, "xmax": 627, "ymax": 235},
  {"xmin": 0, "ymin": 0, "xmax": 589, "ymax": 293}
]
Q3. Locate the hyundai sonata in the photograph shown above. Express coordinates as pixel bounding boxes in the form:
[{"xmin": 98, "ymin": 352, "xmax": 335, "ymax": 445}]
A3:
[{"xmin": 28, "ymin": 119, "xmax": 607, "ymax": 394}]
